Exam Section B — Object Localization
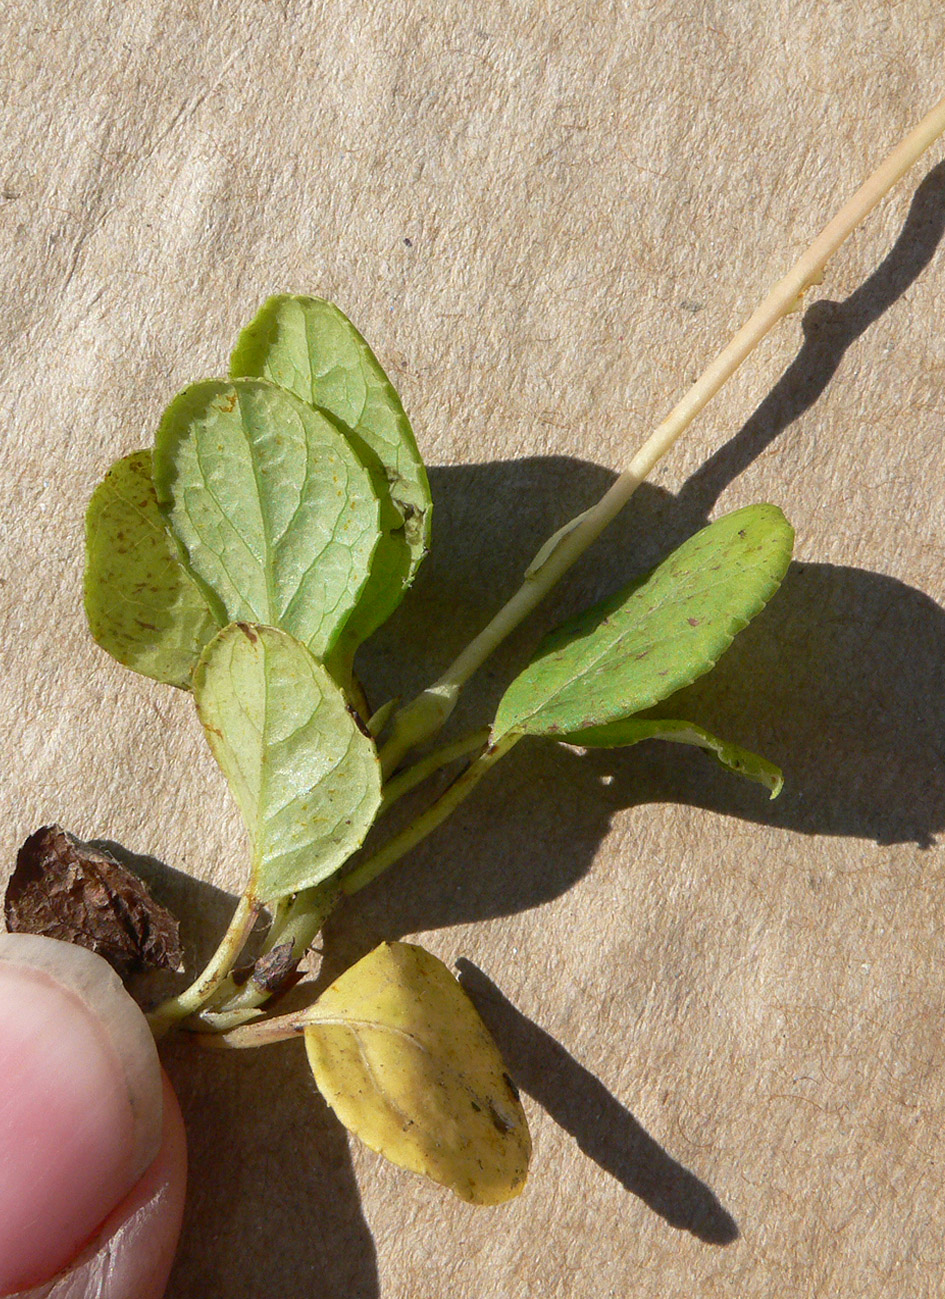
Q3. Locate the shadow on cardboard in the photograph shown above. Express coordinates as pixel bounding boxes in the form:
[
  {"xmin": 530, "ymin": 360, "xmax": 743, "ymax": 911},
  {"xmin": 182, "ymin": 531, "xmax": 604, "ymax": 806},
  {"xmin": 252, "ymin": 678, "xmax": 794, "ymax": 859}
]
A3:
[{"xmin": 110, "ymin": 160, "xmax": 945, "ymax": 1297}]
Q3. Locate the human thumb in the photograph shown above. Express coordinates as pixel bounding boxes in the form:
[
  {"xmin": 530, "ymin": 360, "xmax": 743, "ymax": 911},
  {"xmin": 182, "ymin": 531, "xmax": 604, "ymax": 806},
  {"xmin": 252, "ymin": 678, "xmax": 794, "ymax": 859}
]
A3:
[{"xmin": 0, "ymin": 934, "xmax": 187, "ymax": 1298}]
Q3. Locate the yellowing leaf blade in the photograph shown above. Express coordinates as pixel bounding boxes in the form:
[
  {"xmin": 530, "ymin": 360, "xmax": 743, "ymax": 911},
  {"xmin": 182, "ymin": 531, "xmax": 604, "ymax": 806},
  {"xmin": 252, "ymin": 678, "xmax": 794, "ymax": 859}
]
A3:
[
  {"xmin": 304, "ymin": 942, "xmax": 530, "ymax": 1204},
  {"xmin": 566, "ymin": 715, "xmax": 783, "ymax": 797},
  {"xmin": 84, "ymin": 450, "xmax": 220, "ymax": 688}
]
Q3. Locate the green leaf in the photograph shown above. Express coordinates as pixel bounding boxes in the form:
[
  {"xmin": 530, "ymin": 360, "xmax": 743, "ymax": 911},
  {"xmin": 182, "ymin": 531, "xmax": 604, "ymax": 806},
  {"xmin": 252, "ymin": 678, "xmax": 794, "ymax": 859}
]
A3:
[
  {"xmin": 565, "ymin": 716, "xmax": 783, "ymax": 797},
  {"xmin": 152, "ymin": 378, "xmax": 381, "ymax": 662},
  {"xmin": 192, "ymin": 623, "xmax": 382, "ymax": 901},
  {"xmin": 494, "ymin": 504, "xmax": 794, "ymax": 739},
  {"xmin": 303, "ymin": 941, "xmax": 530, "ymax": 1205},
  {"xmin": 230, "ymin": 295, "xmax": 432, "ymax": 663},
  {"xmin": 84, "ymin": 450, "xmax": 220, "ymax": 688}
]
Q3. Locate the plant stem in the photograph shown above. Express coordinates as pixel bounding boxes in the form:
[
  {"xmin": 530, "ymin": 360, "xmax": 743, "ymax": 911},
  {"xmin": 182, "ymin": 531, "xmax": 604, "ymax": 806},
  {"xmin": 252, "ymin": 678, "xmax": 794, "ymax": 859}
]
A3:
[
  {"xmin": 378, "ymin": 90, "xmax": 945, "ymax": 777},
  {"xmin": 195, "ymin": 1007, "xmax": 445, "ymax": 1051},
  {"xmin": 379, "ymin": 727, "xmax": 491, "ymax": 810},
  {"xmin": 265, "ymin": 883, "xmax": 337, "ymax": 951},
  {"xmin": 166, "ymin": 737, "xmax": 503, "ymax": 1033},
  {"xmin": 200, "ymin": 882, "xmax": 339, "ymax": 1025},
  {"xmin": 193, "ymin": 1007, "xmax": 307, "ymax": 1049},
  {"xmin": 266, "ymin": 893, "xmax": 294, "ymax": 942},
  {"xmin": 148, "ymin": 891, "xmax": 259, "ymax": 1036},
  {"xmin": 191, "ymin": 733, "xmax": 500, "ymax": 1029},
  {"xmin": 343, "ymin": 734, "xmax": 520, "ymax": 896}
]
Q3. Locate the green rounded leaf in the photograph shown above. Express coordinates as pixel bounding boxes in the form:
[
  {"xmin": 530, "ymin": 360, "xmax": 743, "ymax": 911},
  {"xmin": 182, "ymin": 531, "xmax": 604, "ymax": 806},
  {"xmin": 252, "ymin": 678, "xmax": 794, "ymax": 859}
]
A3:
[
  {"xmin": 84, "ymin": 450, "xmax": 220, "ymax": 688},
  {"xmin": 494, "ymin": 504, "xmax": 794, "ymax": 739},
  {"xmin": 153, "ymin": 378, "xmax": 381, "ymax": 661},
  {"xmin": 193, "ymin": 623, "xmax": 382, "ymax": 901},
  {"xmin": 304, "ymin": 942, "xmax": 530, "ymax": 1205},
  {"xmin": 565, "ymin": 716, "xmax": 783, "ymax": 797},
  {"xmin": 230, "ymin": 296, "xmax": 432, "ymax": 661}
]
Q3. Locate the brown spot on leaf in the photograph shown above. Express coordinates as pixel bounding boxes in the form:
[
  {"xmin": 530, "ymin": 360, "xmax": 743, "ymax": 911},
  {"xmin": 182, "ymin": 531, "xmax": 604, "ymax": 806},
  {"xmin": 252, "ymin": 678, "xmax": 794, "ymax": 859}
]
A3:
[
  {"xmin": 5, "ymin": 826, "xmax": 182, "ymax": 981},
  {"xmin": 687, "ymin": 617, "xmax": 701, "ymax": 627}
]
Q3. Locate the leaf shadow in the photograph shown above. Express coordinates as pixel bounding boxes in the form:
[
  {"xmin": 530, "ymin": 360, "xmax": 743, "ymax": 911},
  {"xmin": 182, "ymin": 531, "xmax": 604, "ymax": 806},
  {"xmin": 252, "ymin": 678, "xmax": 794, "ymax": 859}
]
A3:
[
  {"xmin": 341, "ymin": 477, "xmax": 945, "ymax": 951},
  {"xmin": 455, "ymin": 959, "xmax": 739, "ymax": 1245}
]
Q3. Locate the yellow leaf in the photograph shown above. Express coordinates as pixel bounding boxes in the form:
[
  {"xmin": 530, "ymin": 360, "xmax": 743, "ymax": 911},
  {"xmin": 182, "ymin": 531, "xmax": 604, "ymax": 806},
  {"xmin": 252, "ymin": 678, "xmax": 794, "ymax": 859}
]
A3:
[{"xmin": 303, "ymin": 942, "xmax": 530, "ymax": 1204}]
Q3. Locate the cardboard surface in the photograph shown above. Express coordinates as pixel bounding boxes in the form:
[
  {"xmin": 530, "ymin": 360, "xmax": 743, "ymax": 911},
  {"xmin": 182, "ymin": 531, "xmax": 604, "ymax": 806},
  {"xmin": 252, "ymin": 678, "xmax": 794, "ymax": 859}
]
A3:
[{"xmin": 2, "ymin": 4, "xmax": 944, "ymax": 1295}]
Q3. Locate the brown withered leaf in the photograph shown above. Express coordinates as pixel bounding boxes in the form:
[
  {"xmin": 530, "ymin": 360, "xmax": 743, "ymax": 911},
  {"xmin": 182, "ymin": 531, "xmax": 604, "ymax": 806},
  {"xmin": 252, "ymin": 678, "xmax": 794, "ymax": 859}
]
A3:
[
  {"xmin": 231, "ymin": 940, "xmax": 300, "ymax": 996},
  {"xmin": 250, "ymin": 941, "xmax": 299, "ymax": 993},
  {"xmin": 5, "ymin": 825, "xmax": 182, "ymax": 980}
]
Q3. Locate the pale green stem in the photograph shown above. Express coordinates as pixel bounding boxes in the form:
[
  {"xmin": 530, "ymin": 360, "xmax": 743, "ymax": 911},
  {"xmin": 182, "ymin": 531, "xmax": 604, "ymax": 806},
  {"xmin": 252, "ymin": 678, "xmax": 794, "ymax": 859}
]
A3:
[
  {"xmin": 191, "ymin": 732, "xmax": 489, "ymax": 1031},
  {"xmin": 378, "ymin": 91, "xmax": 945, "ymax": 777},
  {"xmin": 197, "ymin": 1006, "xmax": 266, "ymax": 1032},
  {"xmin": 379, "ymin": 727, "xmax": 491, "ymax": 811},
  {"xmin": 196, "ymin": 737, "xmax": 496, "ymax": 1032},
  {"xmin": 199, "ymin": 883, "xmax": 338, "ymax": 1026},
  {"xmin": 148, "ymin": 891, "xmax": 259, "ymax": 1036},
  {"xmin": 267, "ymin": 893, "xmax": 294, "ymax": 935},
  {"xmin": 367, "ymin": 697, "xmax": 398, "ymax": 737},
  {"xmin": 343, "ymin": 734, "xmax": 519, "ymax": 897},
  {"xmin": 266, "ymin": 883, "xmax": 337, "ymax": 951}
]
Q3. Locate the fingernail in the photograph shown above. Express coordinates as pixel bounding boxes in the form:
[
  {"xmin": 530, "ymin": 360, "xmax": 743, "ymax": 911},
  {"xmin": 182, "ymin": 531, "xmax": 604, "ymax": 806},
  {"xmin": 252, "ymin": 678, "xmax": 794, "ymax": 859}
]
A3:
[{"xmin": 0, "ymin": 934, "xmax": 163, "ymax": 1294}]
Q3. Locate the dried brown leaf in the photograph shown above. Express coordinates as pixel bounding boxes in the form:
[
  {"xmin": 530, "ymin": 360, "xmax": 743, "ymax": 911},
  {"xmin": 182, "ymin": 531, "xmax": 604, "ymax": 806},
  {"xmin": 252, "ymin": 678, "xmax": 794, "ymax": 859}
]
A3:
[
  {"xmin": 250, "ymin": 941, "xmax": 299, "ymax": 993},
  {"xmin": 5, "ymin": 826, "xmax": 182, "ymax": 980}
]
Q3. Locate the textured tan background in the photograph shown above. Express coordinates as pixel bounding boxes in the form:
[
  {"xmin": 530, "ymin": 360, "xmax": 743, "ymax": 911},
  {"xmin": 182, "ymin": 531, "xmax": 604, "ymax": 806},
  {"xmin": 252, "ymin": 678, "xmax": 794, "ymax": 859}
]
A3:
[{"xmin": 2, "ymin": 3, "xmax": 945, "ymax": 1296}]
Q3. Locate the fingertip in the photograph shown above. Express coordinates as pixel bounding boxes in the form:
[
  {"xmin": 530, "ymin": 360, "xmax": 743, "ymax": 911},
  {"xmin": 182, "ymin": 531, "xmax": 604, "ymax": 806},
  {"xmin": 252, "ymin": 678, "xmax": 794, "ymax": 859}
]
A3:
[
  {"xmin": 0, "ymin": 936, "xmax": 166, "ymax": 1294},
  {"xmin": 10, "ymin": 1072, "xmax": 187, "ymax": 1299}
]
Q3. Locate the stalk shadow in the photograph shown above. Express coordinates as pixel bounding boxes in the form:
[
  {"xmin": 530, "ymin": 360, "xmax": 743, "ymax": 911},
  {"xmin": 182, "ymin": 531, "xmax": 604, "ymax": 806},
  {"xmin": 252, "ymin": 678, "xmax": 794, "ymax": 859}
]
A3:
[
  {"xmin": 676, "ymin": 157, "xmax": 945, "ymax": 521},
  {"xmin": 455, "ymin": 959, "xmax": 738, "ymax": 1245},
  {"xmin": 359, "ymin": 159, "xmax": 945, "ymax": 722}
]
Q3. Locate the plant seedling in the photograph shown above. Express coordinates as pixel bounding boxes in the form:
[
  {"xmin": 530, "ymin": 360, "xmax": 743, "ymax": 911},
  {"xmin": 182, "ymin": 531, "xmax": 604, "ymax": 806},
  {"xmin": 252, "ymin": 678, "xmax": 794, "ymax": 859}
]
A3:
[{"xmin": 10, "ymin": 93, "xmax": 945, "ymax": 1222}]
